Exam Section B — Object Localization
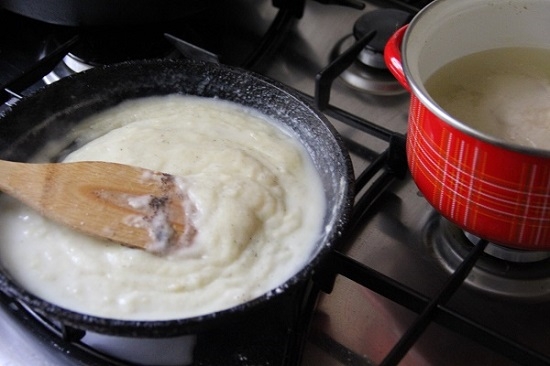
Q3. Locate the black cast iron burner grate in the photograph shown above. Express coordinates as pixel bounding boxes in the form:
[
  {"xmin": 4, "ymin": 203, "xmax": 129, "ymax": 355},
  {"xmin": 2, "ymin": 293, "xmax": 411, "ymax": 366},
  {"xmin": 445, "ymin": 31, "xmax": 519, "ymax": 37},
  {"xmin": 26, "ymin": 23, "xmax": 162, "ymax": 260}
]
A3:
[{"xmin": 308, "ymin": 33, "xmax": 550, "ymax": 366}]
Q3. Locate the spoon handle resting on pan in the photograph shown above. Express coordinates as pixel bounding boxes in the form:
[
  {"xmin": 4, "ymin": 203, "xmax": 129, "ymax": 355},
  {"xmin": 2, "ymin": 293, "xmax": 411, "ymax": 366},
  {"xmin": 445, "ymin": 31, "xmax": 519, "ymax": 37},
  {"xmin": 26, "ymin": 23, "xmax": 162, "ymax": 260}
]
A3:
[{"xmin": 0, "ymin": 160, "xmax": 192, "ymax": 254}]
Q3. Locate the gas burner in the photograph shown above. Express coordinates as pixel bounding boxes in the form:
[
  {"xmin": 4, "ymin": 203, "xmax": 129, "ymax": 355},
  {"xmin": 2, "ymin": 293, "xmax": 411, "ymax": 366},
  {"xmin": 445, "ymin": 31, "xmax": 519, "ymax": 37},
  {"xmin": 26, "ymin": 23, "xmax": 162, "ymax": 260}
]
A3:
[
  {"xmin": 330, "ymin": 9, "xmax": 411, "ymax": 95},
  {"xmin": 463, "ymin": 232, "xmax": 550, "ymax": 263},
  {"xmin": 353, "ymin": 9, "xmax": 411, "ymax": 69},
  {"xmin": 426, "ymin": 214, "xmax": 550, "ymax": 302}
]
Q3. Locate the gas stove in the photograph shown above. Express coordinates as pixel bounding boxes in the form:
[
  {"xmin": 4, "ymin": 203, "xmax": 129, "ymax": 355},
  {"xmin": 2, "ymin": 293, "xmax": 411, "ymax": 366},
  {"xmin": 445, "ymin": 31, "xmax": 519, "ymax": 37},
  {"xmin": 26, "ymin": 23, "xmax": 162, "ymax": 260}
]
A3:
[{"xmin": 1, "ymin": 0, "xmax": 549, "ymax": 365}]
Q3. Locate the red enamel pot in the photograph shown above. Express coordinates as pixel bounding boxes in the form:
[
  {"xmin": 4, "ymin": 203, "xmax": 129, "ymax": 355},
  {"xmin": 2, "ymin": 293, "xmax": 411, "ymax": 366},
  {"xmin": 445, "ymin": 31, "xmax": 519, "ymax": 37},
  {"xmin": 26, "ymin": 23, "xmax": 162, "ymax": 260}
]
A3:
[{"xmin": 384, "ymin": 0, "xmax": 550, "ymax": 250}]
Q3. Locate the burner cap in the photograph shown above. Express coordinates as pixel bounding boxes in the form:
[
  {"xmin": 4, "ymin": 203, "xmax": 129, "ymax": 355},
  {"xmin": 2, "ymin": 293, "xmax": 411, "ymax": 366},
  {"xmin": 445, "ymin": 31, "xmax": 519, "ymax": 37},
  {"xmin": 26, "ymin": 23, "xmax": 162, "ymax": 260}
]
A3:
[
  {"xmin": 329, "ymin": 9, "xmax": 411, "ymax": 95},
  {"xmin": 353, "ymin": 9, "xmax": 411, "ymax": 69},
  {"xmin": 331, "ymin": 34, "xmax": 405, "ymax": 96}
]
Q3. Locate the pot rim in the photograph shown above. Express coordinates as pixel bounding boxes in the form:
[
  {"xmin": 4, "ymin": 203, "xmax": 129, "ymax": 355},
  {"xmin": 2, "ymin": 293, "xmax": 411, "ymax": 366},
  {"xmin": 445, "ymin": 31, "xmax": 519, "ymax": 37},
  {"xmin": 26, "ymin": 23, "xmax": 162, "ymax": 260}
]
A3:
[
  {"xmin": 0, "ymin": 58, "xmax": 355, "ymax": 337},
  {"xmin": 402, "ymin": 0, "xmax": 550, "ymax": 158}
]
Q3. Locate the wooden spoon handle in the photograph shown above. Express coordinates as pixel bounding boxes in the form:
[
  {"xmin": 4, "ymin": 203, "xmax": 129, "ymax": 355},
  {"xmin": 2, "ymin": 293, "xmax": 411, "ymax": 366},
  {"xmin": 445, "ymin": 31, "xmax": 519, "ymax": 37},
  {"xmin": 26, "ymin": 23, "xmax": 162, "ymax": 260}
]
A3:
[
  {"xmin": 0, "ymin": 160, "xmax": 190, "ymax": 253},
  {"xmin": 0, "ymin": 159, "xmax": 52, "ymax": 204}
]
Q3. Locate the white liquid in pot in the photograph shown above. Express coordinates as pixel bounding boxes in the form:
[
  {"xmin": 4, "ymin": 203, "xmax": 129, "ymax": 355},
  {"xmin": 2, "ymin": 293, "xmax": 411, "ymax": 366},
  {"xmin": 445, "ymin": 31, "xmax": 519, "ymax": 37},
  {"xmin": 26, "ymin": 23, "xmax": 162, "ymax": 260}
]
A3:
[
  {"xmin": 0, "ymin": 95, "xmax": 326, "ymax": 320},
  {"xmin": 425, "ymin": 47, "xmax": 550, "ymax": 149}
]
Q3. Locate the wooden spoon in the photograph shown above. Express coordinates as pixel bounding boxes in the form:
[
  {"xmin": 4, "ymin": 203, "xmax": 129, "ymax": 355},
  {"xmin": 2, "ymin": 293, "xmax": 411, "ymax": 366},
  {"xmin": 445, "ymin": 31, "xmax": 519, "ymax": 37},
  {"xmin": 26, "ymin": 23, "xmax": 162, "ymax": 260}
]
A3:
[{"xmin": 0, "ymin": 160, "xmax": 193, "ymax": 254}]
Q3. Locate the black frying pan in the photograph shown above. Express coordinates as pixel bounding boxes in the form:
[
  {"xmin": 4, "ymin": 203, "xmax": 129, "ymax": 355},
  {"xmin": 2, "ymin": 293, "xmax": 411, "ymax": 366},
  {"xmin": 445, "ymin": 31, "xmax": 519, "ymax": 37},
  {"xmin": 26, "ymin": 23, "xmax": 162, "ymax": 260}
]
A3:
[{"xmin": 0, "ymin": 58, "xmax": 354, "ymax": 337}]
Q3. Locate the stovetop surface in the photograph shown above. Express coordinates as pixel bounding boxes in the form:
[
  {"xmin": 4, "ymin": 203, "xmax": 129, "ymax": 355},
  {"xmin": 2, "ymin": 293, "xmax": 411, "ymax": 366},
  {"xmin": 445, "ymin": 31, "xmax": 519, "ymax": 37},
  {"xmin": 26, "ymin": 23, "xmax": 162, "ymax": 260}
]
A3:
[{"xmin": 1, "ymin": 1, "xmax": 550, "ymax": 365}]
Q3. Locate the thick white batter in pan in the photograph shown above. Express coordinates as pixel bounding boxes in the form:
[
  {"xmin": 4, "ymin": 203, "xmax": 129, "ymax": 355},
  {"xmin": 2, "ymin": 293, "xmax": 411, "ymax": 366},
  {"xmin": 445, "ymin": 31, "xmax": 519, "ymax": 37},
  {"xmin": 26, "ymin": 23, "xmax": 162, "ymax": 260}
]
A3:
[{"xmin": 0, "ymin": 95, "xmax": 326, "ymax": 320}]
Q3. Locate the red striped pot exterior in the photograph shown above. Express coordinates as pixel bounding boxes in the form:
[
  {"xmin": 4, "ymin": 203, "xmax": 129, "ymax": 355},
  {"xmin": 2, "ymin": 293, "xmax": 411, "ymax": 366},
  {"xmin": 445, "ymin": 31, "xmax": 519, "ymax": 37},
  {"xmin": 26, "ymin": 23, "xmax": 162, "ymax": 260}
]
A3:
[{"xmin": 386, "ymin": 25, "xmax": 550, "ymax": 250}]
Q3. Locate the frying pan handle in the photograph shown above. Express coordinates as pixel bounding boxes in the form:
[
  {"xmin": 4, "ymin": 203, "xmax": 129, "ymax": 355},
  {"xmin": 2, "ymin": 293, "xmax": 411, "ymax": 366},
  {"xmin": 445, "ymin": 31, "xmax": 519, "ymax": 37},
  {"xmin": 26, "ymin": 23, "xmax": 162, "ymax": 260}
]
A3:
[
  {"xmin": 384, "ymin": 25, "xmax": 410, "ymax": 92},
  {"xmin": 165, "ymin": 34, "xmax": 220, "ymax": 64}
]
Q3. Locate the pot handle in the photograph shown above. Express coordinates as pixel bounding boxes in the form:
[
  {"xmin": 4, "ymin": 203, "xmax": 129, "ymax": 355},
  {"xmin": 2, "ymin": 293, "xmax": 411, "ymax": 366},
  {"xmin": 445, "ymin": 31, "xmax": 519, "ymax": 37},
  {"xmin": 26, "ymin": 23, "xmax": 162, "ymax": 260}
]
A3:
[{"xmin": 384, "ymin": 25, "xmax": 410, "ymax": 92}]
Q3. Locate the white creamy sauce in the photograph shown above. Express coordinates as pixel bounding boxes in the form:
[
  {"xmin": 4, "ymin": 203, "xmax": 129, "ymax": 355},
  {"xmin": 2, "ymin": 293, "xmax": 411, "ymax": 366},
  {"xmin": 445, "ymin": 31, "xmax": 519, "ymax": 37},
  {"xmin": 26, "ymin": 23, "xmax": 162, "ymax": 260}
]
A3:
[
  {"xmin": 0, "ymin": 95, "xmax": 326, "ymax": 320},
  {"xmin": 425, "ymin": 47, "xmax": 550, "ymax": 149}
]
